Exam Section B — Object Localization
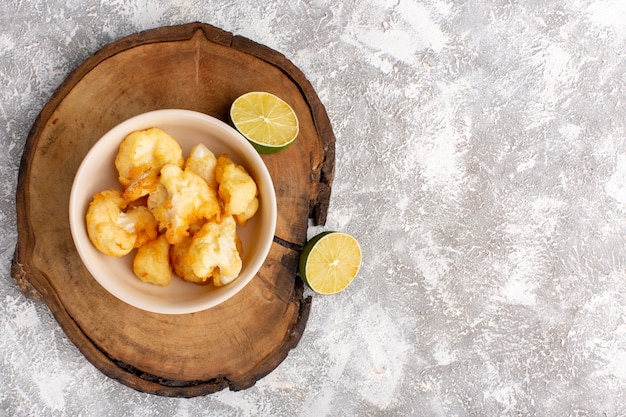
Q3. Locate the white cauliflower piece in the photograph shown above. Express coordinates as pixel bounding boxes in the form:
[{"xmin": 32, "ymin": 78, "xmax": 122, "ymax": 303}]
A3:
[
  {"xmin": 115, "ymin": 127, "xmax": 184, "ymax": 201},
  {"xmin": 215, "ymin": 154, "xmax": 259, "ymax": 226},
  {"xmin": 121, "ymin": 170, "xmax": 160, "ymax": 203},
  {"xmin": 185, "ymin": 144, "xmax": 218, "ymax": 190},
  {"xmin": 132, "ymin": 234, "xmax": 172, "ymax": 286},
  {"xmin": 118, "ymin": 204, "xmax": 159, "ymax": 248},
  {"xmin": 86, "ymin": 189, "xmax": 159, "ymax": 257},
  {"xmin": 184, "ymin": 215, "xmax": 242, "ymax": 286},
  {"xmin": 170, "ymin": 234, "xmax": 209, "ymax": 285},
  {"xmin": 169, "ymin": 220, "xmax": 209, "ymax": 285},
  {"xmin": 148, "ymin": 164, "xmax": 221, "ymax": 245}
]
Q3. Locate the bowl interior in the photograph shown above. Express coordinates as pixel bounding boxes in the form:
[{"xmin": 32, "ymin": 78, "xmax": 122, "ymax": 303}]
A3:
[{"xmin": 69, "ymin": 109, "xmax": 276, "ymax": 314}]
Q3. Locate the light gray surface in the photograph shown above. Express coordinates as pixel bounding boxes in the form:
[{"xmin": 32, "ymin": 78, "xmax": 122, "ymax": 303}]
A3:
[{"xmin": 2, "ymin": 0, "xmax": 626, "ymax": 415}]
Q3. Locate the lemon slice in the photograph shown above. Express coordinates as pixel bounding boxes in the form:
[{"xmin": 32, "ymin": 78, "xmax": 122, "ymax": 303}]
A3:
[
  {"xmin": 299, "ymin": 232, "xmax": 362, "ymax": 295},
  {"xmin": 230, "ymin": 91, "xmax": 299, "ymax": 154}
]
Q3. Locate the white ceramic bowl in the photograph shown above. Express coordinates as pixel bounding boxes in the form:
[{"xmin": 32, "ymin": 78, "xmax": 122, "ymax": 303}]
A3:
[{"xmin": 69, "ymin": 109, "xmax": 277, "ymax": 314}]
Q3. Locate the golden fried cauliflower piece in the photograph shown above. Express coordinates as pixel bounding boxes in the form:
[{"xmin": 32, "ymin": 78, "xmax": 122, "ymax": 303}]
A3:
[
  {"xmin": 148, "ymin": 164, "xmax": 221, "ymax": 245},
  {"xmin": 115, "ymin": 127, "xmax": 184, "ymax": 201},
  {"xmin": 185, "ymin": 216, "xmax": 242, "ymax": 286},
  {"xmin": 185, "ymin": 144, "xmax": 218, "ymax": 190},
  {"xmin": 86, "ymin": 189, "xmax": 159, "ymax": 257},
  {"xmin": 169, "ymin": 220, "xmax": 208, "ymax": 285},
  {"xmin": 120, "ymin": 204, "xmax": 159, "ymax": 248},
  {"xmin": 170, "ymin": 234, "xmax": 209, "ymax": 285},
  {"xmin": 121, "ymin": 170, "xmax": 159, "ymax": 203},
  {"xmin": 233, "ymin": 197, "xmax": 259, "ymax": 226},
  {"xmin": 215, "ymin": 154, "xmax": 259, "ymax": 226},
  {"xmin": 132, "ymin": 234, "xmax": 172, "ymax": 286}
]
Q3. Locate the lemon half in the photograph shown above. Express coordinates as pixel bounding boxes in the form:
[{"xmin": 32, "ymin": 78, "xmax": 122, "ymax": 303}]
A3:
[
  {"xmin": 299, "ymin": 232, "xmax": 362, "ymax": 295},
  {"xmin": 230, "ymin": 91, "xmax": 299, "ymax": 154}
]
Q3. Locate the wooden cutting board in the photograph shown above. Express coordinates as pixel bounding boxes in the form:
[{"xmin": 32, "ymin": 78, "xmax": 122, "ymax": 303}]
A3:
[{"xmin": 11, "ymin": 22, "xmax": 335, "ymax": 397}]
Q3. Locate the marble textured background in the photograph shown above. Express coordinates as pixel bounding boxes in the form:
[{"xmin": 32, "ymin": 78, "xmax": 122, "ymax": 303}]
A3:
[{"xmin": 2, "ymin": 0, "xmax": 626, "ymax": 415}]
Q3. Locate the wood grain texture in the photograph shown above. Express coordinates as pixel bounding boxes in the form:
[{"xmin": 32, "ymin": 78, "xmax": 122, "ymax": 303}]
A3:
[{"xmin": 12, "ymin": 22, "xmax": 334, "ymax": 397}]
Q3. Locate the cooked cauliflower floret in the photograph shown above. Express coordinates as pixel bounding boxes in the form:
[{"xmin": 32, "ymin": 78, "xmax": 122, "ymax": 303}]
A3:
[
  {"xmin": 148, "ymin": 164, "xmax": 221, "ymax": 245},
  {"xmin": 233, "ymin": 197, "xmax": 259, "ymax": 226},
  {"xmin": 170, "ymin": 234, "xmax": 209, "ymax": 285},
  {"xmin": 115, "ymin": 127, "xmax": 184, "ymax": 201},
  {"xmin": 185, "ymin": 216, "xmax": 242, "ymax": 286},
  {"xmin": 132, "ymin": 234, "xmax": 172, "ymax": 286},
  {"xmin": 121, "ymin": 170, "xmax": 159, "ymax": 203},
  {"xmin": 185, "ymin": 144, "xmax": 218, "ymax": 190},
  {"xmin": 215, "ymin": 154, "xmax": 259, "ymax": 226},
  {"xmin": 86, "ymin": 189, "xmax": 159, "ymax": 257},
  {"xmin": 117, "ymin": 204, "xmax": 159, "ymax": 248}
]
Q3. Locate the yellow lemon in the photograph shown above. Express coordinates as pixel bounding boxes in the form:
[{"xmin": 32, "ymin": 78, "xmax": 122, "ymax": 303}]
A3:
[
  {"xmin": 299, "ymin": 232, "xmax": 362, "ymax": 295},
  {"xmin": 230, "ymin": 91, "xmax": 299, "ymax": 154}
]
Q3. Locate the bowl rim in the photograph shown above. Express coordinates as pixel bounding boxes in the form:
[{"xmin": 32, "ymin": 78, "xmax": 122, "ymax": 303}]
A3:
[{"xmin": 69, "ymin": 109, "xmax": 277, "ymax": 315}]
